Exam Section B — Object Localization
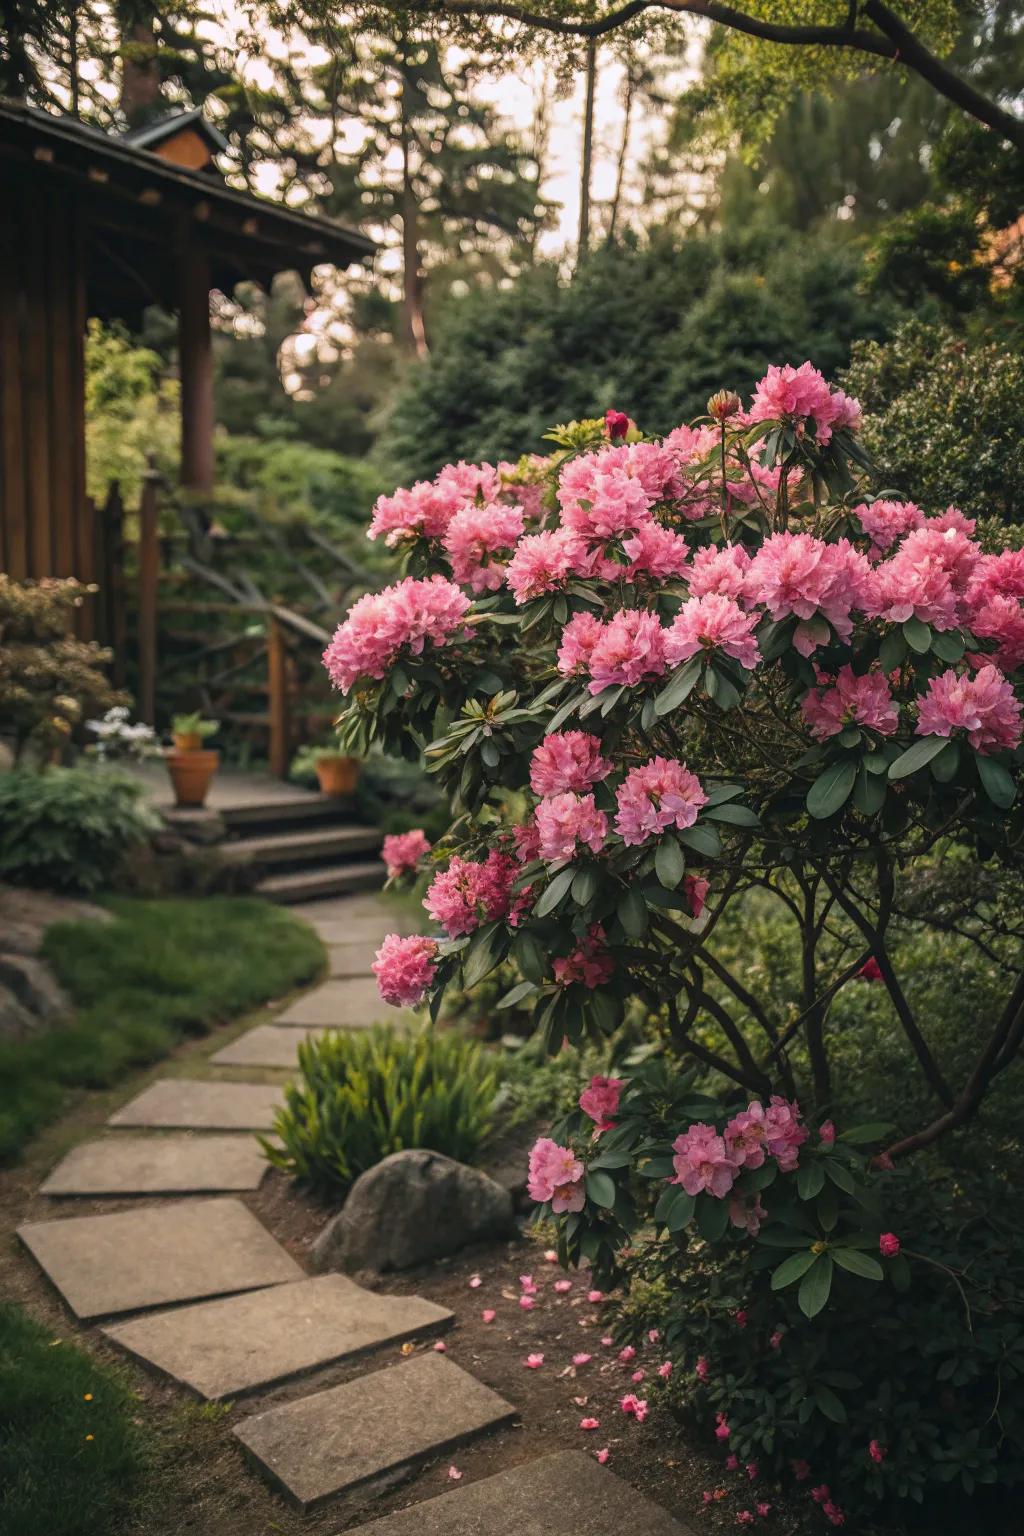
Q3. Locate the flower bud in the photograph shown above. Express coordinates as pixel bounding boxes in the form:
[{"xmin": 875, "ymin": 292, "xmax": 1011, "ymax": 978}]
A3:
[
  {"xmin": 707, "ymin": 389, "xmax": 741, "ymax": 422},
  {"xmin": 604, "ymin": 408, "xmax": 630, "ymax": 440}
]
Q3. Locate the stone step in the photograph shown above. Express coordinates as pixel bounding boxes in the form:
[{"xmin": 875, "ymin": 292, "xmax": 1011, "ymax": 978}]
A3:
[
  {"xmin": 209, "ymin": 1023, "xmax": 328, "ymax": 1069},
  {"xmin": 40, "ymin": 1134, "xmax": 269, "ymax": 1197},
  {"xmin": 220, "ymin": 792, "xmax": 354, "ymax": 834},
  {"xmin": 327, "ymin": 943, "xmax": 377, "ymax": 978},
  {"xmin": 223, "ymin": 824, "xmax": 382, "ymax": 870},
  {"xmin": 233, "ymin": 1352, "xmax": 515, "ymax": 1511},
  {"xmin": 102, "ymin": 1274, "xmax": 453, "ymax": 1401},
  {"xmin": 275, "ymin": 976, "xmax": 394, "ymax": 1030},
  {"xmin": 345, "ymin": 1451, "xmax": 693, "ymax": 1535},
  {"xmin": 18, "ymin": 1198, "xmax": 302, "ymax": 1321},
  {"xmin": 256, "ymin": 859, "xmax": 384, "ymax": 905},
  {"xmin": 108, "ymin": 1079, "xmax": 285, "ymax": 1131}
]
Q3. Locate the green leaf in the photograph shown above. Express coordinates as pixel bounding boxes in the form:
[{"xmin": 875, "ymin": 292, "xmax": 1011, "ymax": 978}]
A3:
[
  {"xmin": 976, "ymin": 752, "xmax": 1017, "ymax": 810},
  {"xmin": 535, "ymin": 865, "xmax": 576, "ymax": 918},
  {"xmin": 878, "ymin": 628, "xmax": 907, "ymax": 672},
  {"xmin": 703, "ymin": 803, "xmax": 760, "ymax": 827},
  {"xmin": 902, "ymin": 616, "xmax": 932, "ymax": 654},
  {"xmin": 704, "ymin": 782, "xmax": 745, "ymax": 806},
  {"xmin": 585, "ymin": 1170, "xmax": 616, "ymax": 1209},
  {"xmin": 813, "ymin": 1381, "xmax": 847, "ymax": 1422},
  {"xmin": 807, "ymin": 758, "xmax": 857, "ymax": 820},
  {"xmin": 799, "ymin": 1253, "xmax": 834, "ymax": 1318},
  {"xmin": 655, "ymin": 837, "xmax": 686, "ymax": 890},
  {"xmin": 572, "ymin": 866, "xmax": 600, "ymax": 906},
  {"xmin": 837, "ymin": 1122, "xmax": 894, "ymax": 1145},
  {"xmin": 654, "ymin": 655, "xmax": 703, "ymax": 717},
  {"xmin": 497, "ymin": 979, "xmax": 536, "ymax": 1010},
  {"xmin": 462, "ymin": 922, "xmax": 502, "ymax": 988},
  {"xmin": 770, "ymin": 1250, "xmax": 817, "ymax": 1289},
  {"xmin": 617, "ymin": 887, "xmax": 648, "ymax": 937},
  {"xmin": 853, "ymin": 763, "xmax": 887, "ymax": 816},
  {"xmin": 796, "ymin": 1163, "xmax": 825, "ymax": 1201},
  {"xmin": 511, "ymin": 930, "xmax": 546, "ymax": 985},
  {"xmin": 678, "ymin": 823, "xmax": 722, "ymax": 858},
  {"xmin": 833, "ymin": 1248, "xmax": 884, "ymax": 1281},
  {"xmin": 824, "ymin": 1160, "xmax": 857, "ymax": 1196},
  {"xmin": 931, "ymin": 739, "xmax": 961, "ymax": 783},
  {"xmin": 654, "ymin": 1184, "xmax": 695, "ymax": 1232},
  {"xmin": 697, "ymin": 1196, "xmax": 730, "ymax": 1243},
  {"xmin": 931, "ymin": 630, "xmax": 965, "ymax": 664},
  {"xmin": 707, "ymin": 664, "xmax": 742, "ymax": 711},
  {"xmin": 888, "ymin": 735, "xmax": 950, "ymax": 779}
]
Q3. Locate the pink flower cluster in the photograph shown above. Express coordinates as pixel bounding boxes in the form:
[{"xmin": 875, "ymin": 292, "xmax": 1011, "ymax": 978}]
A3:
[
  {"xmin": 585, "ymin": 610, "xmax": 669, "ymax": 694},
  {"xmin": 916, "ymin": 664, "xmax": 1022, "ymax": 753},
  {"xmin": 380, "ymin": 828, "xmax": 431, "ymax": 879},
  {"xmin": 530, "ymin": 731, "xmax": 613, "ymax": 797},
  {"xmin": 372, "ymin": 934, "xmax": 438, "ymax": 1007},
  {"xmin": 553, "ymin": 925, "xmax": 615, "ymax": 988},
  {"xmin": 665, "ymin": 593, "xmax": 761, "ymax": 671},
  {"xmin": 442, "ymin": 501, "xmax": 525, "ymax": 592},
  {"xmin": 528, "ymin": 1137, "xmax": 585, "ymax": 1212},
  {"xmin": 578, "ymin": 1074, "xmax": 624, "ymax": 1131},
  {"xmin": 748, "ymin": 533, "xmax": 871, "ymax": 655},
  {"xmin": 323, "ymin": 575, "xmax": 470, "ymax": 694},
  {"xmin": 746, "ymin": 361, "xmax": 861, "ymax": 446},
  {"xmin": 535, "ymin": 792, "xmax": 608, "ymax": 863},
  {"xmin": 853, "ymin": 499, "xmax": 924, "ymax": 557},
  {"xmin": 614, "ymin": 756, "xmax": 707, "ymax": 846},
  {"xmin": 506, "ymin": 528, "xmax": 584, "ymax": 603},
  {"xmin": 424, "ymin": 850, "xmax": 526, "ymax": 937},
  {"xmin": 671, "ymin": 1099, "xmax": 807, "ymax": 1200},
  {"xmin": 800, "ymin": 665, "xmax": 898, "ymax": 740}
]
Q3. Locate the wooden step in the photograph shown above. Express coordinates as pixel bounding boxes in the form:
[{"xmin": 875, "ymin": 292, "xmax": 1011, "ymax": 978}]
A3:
[
  {"xmin": 255, "ymin": 860, "xmax": 384, "ymax": 904},
  {"xmin": 223, "ymin": 825, "xmax": 382, "ymax": 869}
]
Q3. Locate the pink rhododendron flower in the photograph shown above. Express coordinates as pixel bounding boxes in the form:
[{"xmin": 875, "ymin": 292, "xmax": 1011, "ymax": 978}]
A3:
[
  {"xmin": 648, "ymin": 1329, "xmax": 660, "ymax": 1343},
  {"xmin": 553, "ymin": 925, "xmax": 615, "ymax": 988},
  {"xmin": 573, "ymin": 1352, "xmax": 592, "ymax": 1366},
  {"xmin": 424, "ymin": 850, "xmax": 525, "ymax": 938},
  {"xmin": 620, "ymin": 1392, "xmax": 648, "ymax": 1421},
  {"xmin": 506, "ymin": 528, "xmax": 584, "ymax": 603},
  {"xmin": 558, "ymin": 453, "xmax": 653, "ymax": 542},
  {"xmin": 736, "ymin": 1512, "xmax": 755, "ymax": 1527},
  {"xmin": 586, "ymin": 609, "xmax": 668, "ymax": 693},
  {"xmin": 664, "ymin": 421, "xmax": 718, "ymax": 470},
  {"xmin": 746, "ymin": 1462, "xmax": 759, "ymax": 1480},
  {"xmin": 520, "ymin": 1274, "xmax": 537, "ymax": 1293},
  {"xmin": 519, "ymin": 1295, "xmax": 535, "ymax": 1310},
  {"xmin": 665, "ymin": 593, "xmax": 762, "ymax": 671},
  {"xmin": 615, "ymin": 756, "xmax": 707, "ymax": 845},
  {"xmin": 589, "ymin": 1291, "xmax": 605, "ymax": 1304},
  {"xmin": 724, "ymin": 1102, "xmax": 770, "ymax": 1169},
  {"xmin": 968, "ymin": 593, "xmax": 1024, "ymax": 673},
  {"xmin": 434, "ymin": 1340, "xmax": 447, "ymax": 1352},
  {"xmin": 859, "ymin": 956, "xmax": 883, "ymax": 981},
  {"xmin": 729, "ymin": 1196, "xmax": 766, "ymax": 1237},
  {"xmin": 631, "ymin": 1369, "xmax": 646, "ymax": 1383},
  {"xmin": 811, "ymin": 1485, "xmax": 831, "ymax": 1505},
  {"xmin": 323, "ymin": 576, "xmax": 471, "ymax": 694},
  {"xmin": 579, "ymin": 1417, "xmax": 601, "ymax": 1431},
  {"xmin": 671, "ymin": 1123, "xmax": 738, "ymax": 1198},
  {"xmin": 447, "ymin": 1464, "xmax": 463, "ymax": 1481},
  {"xmin": 868, "ymin": 1440, "xmax": 887, "ymax": 1463},
  {"xmin": 511, "ymin": 821, "xmax": 542, "ymax": 864},
  {"xmin": 468, "ymin": 1275, "xmax": 482, "ymax": 1289},
  {"xmin": 556, "ymin": 611, "xmax": 606, "ymax": 676},
  {"xmin": 524, "ymin": 1353, "xmax": 544, "ymax": 1369},
  {"xmin": 715, "ymin": 1412, "xmax": 731, "ymax": 1440},
  {"xmin": 879, "ymin": 1232, "xmax": 901, "ymax": 1257},
  {"xmin": 769, "ymin": 1331, "xmax": 783, "ymax": 1350},
  {"xmin": 530, "ymin": 731, "xmax": 613, "ymax": 798},
  {"xmin": 527, "ymin": 1137, "xmax": 586, "ymax": 1211},
  {"xmin": 579, "ymin": 1075, "xmax": 624, "ymax": 1131},
  {"xmin": 756, "ymin": 1502, "xmax": 772, "ymax": 1519},
  {"xmin": 618, "ymin": 1345, "xmax": 637, "ymax": 1362},
  {"xmin": 763, "ymin": 1096, "xmax": 808, "ymax": 1172},
  {"xmin": 434, "ymin": 458, "xmax": 501, "ymax": 504},
  {"xmin": 554, "ymin": 1278, "xmax": 572, "ymax": 1293},
  {"xmin": 819, "ymin": 1119, "xmax": 836, "ymax": 1145},
  {"xmin": 684, "ymin": 875, "xmax": 710, "ymax": 920},
  {"xmin": 748, "ymin": 533, "xmax": 870, "ymax": 653},
  {"xmin": 968, "ymin": 547, "xmax": 1024, "ymax": 603},
  {"xmin": 372, "ymin": 934, "xmax": 438, "ymax": 1007},
  {"xmin": 622, "ymin": 521, "xmax": 692, "ymax": 580},
  {"xmin": 823, "ymin": 1502, "xmax": 846, "ymax": 1527},
  {"xmin": 368, "ymin": 479, "xmax": 464, "ymax": 545},
  {"xmin": 658, "ymin": 1361, "xmax": 673, "ymax": 1379},
  {"xmin": 606, "ymin": 408, "xmax": 630, "ymax": 440},
  {"xmin": 443, "ymin": 501, "xmax": 525, "ymax": 592},
  {"xmin": 696, "ymin": 1356, "xmax": 710, "ymax": 1381},
  {"xmin": 481, "ymin": 1309, "xmax": 496, "ymax": 1323},
  {"xmin": 381, "ymin": 829, "xmax": 431, "ymax": 879},
  {"xmin": 800, "ymin": 665, "xmax": 898, "ymax": 740},
  {"xmin": 535, "ymin": 792, "xmax": 608, "ymax": 863},
  {"xmin": 687, "ymin": 542, "xmax": 753, "ymax": 601},
  {"xmin": 747, "ymin": 361, "xmax": 853, "ymax": 444},
  {"xmin": 867, "ymin": 551, "xmax": 960, "ymax": 631},
  {"xmin": 853, "ymin": 499, "xmax": 924, "ymax": 556},
  {"xmin": 595, "ymin": 1447, "xmax": 610, "ymax": 1464},
  {"xmin": 916, "ymin": 665, "xmax": 1022, "ymax": 753}
]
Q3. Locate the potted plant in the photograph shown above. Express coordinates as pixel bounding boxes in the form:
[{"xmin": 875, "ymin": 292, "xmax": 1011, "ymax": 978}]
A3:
[
  {"xmin": 290, "ymin": 743, "xmax": 360, "ymax": 798},
  {"xmin": 166, "ymin": 713, "xmax": 219, "ymax": 807}
]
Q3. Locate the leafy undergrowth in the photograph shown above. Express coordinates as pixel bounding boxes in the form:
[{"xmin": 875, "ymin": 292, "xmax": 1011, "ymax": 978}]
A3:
[
  {"xmin": 0, "ymin": 1302, "xmax": 144, "ymax": 1536},
  {"xmin": 0, "ymin": 896, "xmax": 324, "ymax": 1161}
]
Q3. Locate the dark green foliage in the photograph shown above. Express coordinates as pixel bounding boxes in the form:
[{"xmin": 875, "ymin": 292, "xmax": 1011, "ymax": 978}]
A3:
[
  {"xmin": 385, "ymin": 226, "xmax": 888, "ymax": 480},
  {"xmin": 214, "ymin": 433, "xmax": 387, "ymax": 542},
  {"xmin": 0, "ymin": 1302, "xmax": 145, "ymax": 1536},
  {"xmin": 265, "ymin": 1025, "xmax": 499, "ymax": 1195},
  {"xmin": 0, "ymin": 768, "xmax": 158, "ymax": 893},
  {"xmin": 0, "ymin": 897, "xmax": 323, "ymax": 1161},
  {"xmin": 843, "ymin": 321, "xmax": 1024, "ymax": 521}
]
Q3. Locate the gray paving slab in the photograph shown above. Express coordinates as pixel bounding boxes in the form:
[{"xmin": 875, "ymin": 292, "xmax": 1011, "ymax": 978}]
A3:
[
  {"xmin": 275, "ymin": 977, "xmax": 394, "ymax": 1029},
  {"xmin": 345, "ymin": 1451, "xmax": 693, "ymax": 1535},
  {"xmin": 209, "ymin": 1024, "xmax": 329, "ymax": 1069},
  {"xmin": 102, "ymin": 1274, "xmax": 453, "ymax": 1400},
  {"xmin": 17, "ymin": 1198, "xmax": 303, "ymax": 1320},
  {"xmin": 108, "ymin": 1079, "xmax": 285, "ymax": 1130},
  {"xmin": 40, "ymin": 1135, "xmax": 268, "ymax": 1196},
  {"xmin": 327, "ymin": 945, "xmax": 376, "ymax": 978},
  {"xmin": 233, "ymin": 1352, "xmax": 515, "ymax": 1511}
]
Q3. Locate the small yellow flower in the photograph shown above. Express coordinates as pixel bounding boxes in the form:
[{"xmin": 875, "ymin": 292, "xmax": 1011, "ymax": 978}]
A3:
[
  {"xmin": 85, "ymin": 1434, "xmax": 94, "ymax": 1442},
  {"xmin": 400, "ymin": 1341, "xmax": 415, "ymax": 1356},
  {"xmin": 83, "ymin": 1393, "xmax": 93, "ymax": 1402}
]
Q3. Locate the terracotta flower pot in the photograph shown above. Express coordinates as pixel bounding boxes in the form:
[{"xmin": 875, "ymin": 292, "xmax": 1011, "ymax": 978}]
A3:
[
  {"xmin": 173, "ymin": 731, "xmax": 204, "ymax": 752},
  {"xmin": 166, "ymin": 749, "xmax": 219, "ymax": 808},
  {"xmin": 314, "ymin": 755, "xmax": 360, "ymax": 797}
]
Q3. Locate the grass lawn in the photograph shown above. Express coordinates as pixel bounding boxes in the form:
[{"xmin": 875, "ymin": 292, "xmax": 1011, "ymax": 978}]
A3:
[
  {"xmin": 0, "ymin": 1302, "xmax": 144, "ymax": 1536},
  {"xmin": 0, "ymin": 896, "xmax": 324, "ymax": 1162}
]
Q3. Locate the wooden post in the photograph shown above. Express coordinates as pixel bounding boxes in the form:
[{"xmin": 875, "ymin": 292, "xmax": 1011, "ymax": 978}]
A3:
[
  {"xmin": 179, "ymin": 238, "xmax": 215, "ymax": 494},
  {"xmin": 137, "ymin": 466, "xmax": 160, "ymax": 724},
  {"xmin": 105, "ymin": 482, "xmax": 127, "ymax": 684},
  {"xmin": 267, "ymin": 613, "xmax": 290, "ymax": 779}
]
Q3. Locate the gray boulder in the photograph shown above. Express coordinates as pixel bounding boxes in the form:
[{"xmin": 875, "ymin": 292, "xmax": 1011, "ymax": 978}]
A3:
[{"xmin": 312, "ymin": 1149, "xmax": 516, "ymax": 1274}]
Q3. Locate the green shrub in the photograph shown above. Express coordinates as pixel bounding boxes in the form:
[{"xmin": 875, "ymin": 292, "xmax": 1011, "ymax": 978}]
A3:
[
  {"xmin": 0, "ymin": 768, "xmax": 158, "ymax": 893},
  {"xmin": 265, "ymin": 1025, "xmax": 500, "ymax": 1195}
]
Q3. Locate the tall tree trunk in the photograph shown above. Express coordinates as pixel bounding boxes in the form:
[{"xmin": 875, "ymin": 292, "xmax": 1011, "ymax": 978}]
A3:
[
  {"xmin": 399, "ymin": 55, "xmax": 428, "ymax": 358},
  {"xmin": 577, "ymin": 38, "xmax": 597, "ymax": 261},
  {"xmin": 607, "ymin": 60, "xmax": 635, "ymax": 242},
  {"xmin": 119, "ymin": 7, "xmax": 161, "ymax": 125}
]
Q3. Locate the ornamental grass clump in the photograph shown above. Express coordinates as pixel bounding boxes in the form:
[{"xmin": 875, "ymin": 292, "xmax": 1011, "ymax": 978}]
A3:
[
  {"xmin": 319, "ymin": 363, "xmax": 1024, "ymax": 1516},
  {"xmin": 263, "ymin": 1025, "xmax": 499, "ymax": 1196}
]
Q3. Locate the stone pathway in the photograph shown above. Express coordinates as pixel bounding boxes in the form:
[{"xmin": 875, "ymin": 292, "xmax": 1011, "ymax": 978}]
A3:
[{"xmin": 17, "ymin": 892, "xmax": 692, "ymax": 1533}]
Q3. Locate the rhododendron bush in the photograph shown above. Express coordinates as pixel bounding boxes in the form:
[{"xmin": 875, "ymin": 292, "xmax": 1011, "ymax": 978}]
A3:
[{"xmin": 324, "ymin": 364, "xmax": 1024, "ymax": 1513}]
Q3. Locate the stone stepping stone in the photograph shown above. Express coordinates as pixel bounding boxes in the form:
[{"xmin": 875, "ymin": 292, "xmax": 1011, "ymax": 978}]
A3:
[
  {"xmin": 102, "ymin": 1274, "xmax": 453, "ymax": 1401},
  {"xmin": 40, "ymin": 1134, "xmax": 268, "ymax": 1196},
  {"xmin": 328, "ymin": 944, "xmax": 376, "ymax": 978},
  {"xmin": 276, "ymin": 977, "xmax": 393, "ymax": 1029},
  {"xmin": 17, "ymin": 1198, "xmax": 302, "ymax": 1320},
  {"xmin": 209, "ymin": 1024, "xmax": 329, "ymax": 1069},
  {"xmin": 108, "ymin": 1079, "xmax": 285, "ymax": 1131},
  {"xmin": 233, "ymin": 1352, "xmax": 515, "ymax": 1511},
  {"xmin": 345, "ymin": 1450, "xmax": 692, "ymax": 1535}
]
